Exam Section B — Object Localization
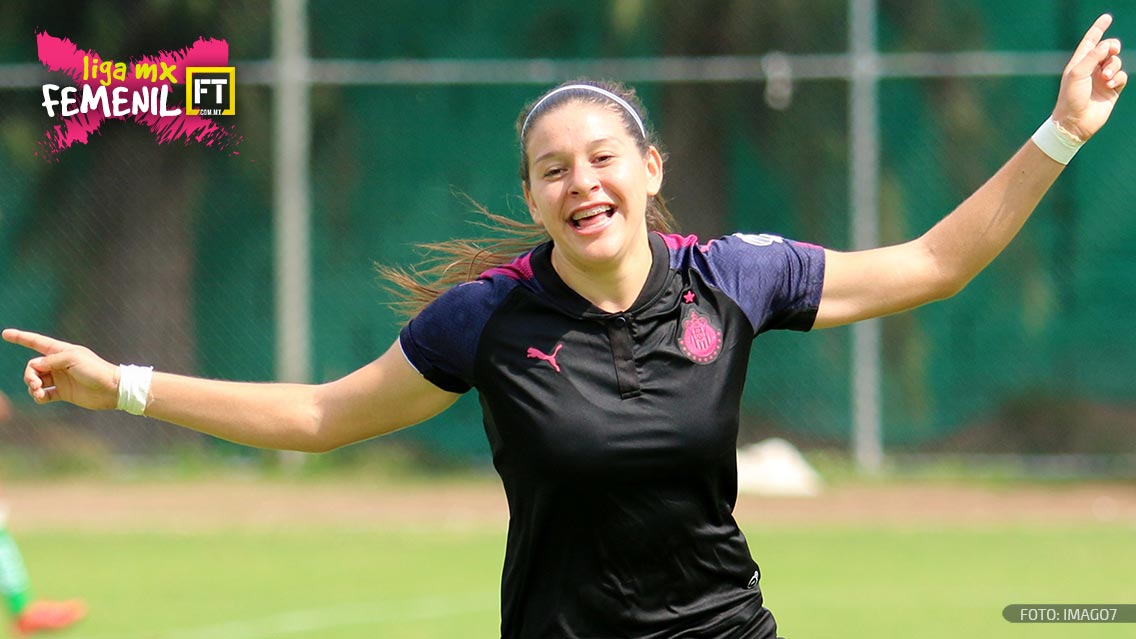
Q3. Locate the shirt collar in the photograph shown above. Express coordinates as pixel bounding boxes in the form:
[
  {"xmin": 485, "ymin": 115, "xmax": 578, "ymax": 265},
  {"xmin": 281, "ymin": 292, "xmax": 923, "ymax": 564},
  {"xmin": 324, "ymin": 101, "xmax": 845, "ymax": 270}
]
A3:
[{"xmin": 530, "ymin": 232, "xmax": 673, "ymax": 319}]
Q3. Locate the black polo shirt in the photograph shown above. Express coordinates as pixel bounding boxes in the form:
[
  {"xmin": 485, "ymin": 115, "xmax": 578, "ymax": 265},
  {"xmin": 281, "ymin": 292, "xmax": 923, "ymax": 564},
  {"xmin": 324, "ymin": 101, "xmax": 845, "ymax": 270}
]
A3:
[{"xmin": 400, "ymin": 231, "xmax": 825, "ymax": 639}]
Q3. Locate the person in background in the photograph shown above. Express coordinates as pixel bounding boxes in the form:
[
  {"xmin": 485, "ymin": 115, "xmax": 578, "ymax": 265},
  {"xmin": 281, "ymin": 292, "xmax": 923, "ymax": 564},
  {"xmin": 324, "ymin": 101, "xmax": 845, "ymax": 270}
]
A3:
[{"xmin": 0, "ymin": 392, "xmax": 86, "ymax": 635}]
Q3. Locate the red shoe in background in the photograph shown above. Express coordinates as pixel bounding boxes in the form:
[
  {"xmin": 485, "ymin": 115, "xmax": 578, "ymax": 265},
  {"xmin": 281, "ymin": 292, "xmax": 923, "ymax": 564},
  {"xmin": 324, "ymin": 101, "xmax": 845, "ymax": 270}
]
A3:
[{"xmin": 14, "ymin": 600, "xmax": 86, "ymax": 635}]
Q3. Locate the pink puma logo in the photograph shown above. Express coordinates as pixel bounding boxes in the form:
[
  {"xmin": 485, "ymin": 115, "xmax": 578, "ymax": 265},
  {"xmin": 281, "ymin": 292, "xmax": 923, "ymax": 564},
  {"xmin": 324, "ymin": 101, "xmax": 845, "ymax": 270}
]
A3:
[{"xmin": 526, "ymin": 343, "xmax": 564, "ymax": 373}]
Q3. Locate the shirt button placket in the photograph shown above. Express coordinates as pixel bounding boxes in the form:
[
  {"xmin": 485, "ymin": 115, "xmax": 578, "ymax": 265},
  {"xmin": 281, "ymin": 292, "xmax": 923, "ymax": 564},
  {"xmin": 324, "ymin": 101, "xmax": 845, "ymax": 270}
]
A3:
[{"xmin": 608, "ymin": 314, "xmax": 641, "ymax": 398}]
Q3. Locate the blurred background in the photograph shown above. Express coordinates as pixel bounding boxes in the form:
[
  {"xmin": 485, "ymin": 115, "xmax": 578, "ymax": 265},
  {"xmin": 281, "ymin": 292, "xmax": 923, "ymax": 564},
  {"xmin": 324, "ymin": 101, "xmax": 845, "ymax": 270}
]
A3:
[
  {"xmin": 1, "ymin": 3, "xmax": 1135, "ymax": 639},
  {"xmin": 1, "ymin": 0, "xmax": 1134, "ymax": 477}
]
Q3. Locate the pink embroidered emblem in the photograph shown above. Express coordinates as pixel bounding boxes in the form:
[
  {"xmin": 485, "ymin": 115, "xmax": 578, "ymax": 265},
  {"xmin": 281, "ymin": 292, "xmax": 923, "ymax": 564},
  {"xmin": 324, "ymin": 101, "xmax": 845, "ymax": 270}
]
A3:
[
  {"xmin": 526, "ymin": 343, "xmax": 563, "ymax": 373},
  {"xmin": 682, "ymin": 290, "xmax": 696, "ymax": 304},
  {"xmin": 678, "ymin": 311, "xmax": 722, "ymax": 364}
]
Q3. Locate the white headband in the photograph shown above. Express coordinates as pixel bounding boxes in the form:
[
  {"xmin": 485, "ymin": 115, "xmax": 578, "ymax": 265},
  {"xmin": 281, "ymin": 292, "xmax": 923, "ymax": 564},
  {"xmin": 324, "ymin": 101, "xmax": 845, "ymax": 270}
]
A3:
[{"xmin": 521, "ymin": 84, "xmax": 647, "ymax": 140}]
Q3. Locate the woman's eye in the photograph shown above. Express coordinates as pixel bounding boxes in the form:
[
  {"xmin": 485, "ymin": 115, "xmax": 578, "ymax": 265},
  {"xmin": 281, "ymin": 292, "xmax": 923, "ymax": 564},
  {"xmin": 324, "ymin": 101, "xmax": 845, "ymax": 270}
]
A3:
[
  {"xmin": 594, "ymin": 154, "xmax": 614, "ymax": 163},
  {"xmin": 543, "ymin": 167, "xmax": 564, "ymax": 178}
]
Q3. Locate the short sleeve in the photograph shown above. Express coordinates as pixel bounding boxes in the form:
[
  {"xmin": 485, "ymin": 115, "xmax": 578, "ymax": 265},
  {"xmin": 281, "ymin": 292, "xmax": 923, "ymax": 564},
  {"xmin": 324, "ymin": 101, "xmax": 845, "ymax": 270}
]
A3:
[
  {"xmin": 399, "ymin": 277, "xmax": 519, "ymax": 393},
  {"xmin": 699, "ymin": 233, "xmax": 826, "ymax": 334}
]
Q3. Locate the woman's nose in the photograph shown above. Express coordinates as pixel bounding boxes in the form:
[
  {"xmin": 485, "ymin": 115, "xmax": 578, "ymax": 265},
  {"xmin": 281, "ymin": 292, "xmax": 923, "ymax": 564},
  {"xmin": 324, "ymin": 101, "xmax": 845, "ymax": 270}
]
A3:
[{"xmin": 569, "ymin": 164, "xmax": 601, "ymax": 195}]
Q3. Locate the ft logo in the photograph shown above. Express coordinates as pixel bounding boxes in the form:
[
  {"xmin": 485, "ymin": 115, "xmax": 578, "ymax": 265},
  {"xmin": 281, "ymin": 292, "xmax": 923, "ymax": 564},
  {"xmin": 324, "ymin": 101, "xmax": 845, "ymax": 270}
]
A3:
[{"xmin": 185, "ymin": 67, "xmax": 235, "ymax": 116}]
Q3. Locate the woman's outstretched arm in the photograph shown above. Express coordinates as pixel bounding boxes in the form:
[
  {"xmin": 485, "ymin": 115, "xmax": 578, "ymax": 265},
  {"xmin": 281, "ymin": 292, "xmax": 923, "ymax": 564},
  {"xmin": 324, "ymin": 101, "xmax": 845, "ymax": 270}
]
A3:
[
  {"xmin": 2, "ymin": 328, "xmax": 459, "ymax": 452},
  {"xmin": 815, "ymin": 14, "xmax": 1126, "ymax": 329}
]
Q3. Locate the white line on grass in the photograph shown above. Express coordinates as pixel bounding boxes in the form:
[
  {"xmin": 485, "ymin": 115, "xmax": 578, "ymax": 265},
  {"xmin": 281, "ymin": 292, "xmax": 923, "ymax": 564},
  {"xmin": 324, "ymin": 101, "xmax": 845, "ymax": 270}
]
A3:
[{"xmin": 67, "ymin": 591, "xmax": 497, "ymax": 639}]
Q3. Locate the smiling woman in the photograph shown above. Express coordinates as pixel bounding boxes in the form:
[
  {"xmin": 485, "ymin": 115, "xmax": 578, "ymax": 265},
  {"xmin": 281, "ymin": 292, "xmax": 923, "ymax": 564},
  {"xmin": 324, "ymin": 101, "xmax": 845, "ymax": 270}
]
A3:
[
  {"xmin": 1, "ymin": 15, "xmax": 1128, "ymax": 639},
  {"xmin": 519, "ymin": 85, "xmax": 665, "ymax": 311},
  {"xmin": 379, "ymin": 80, "xmax": 679, "ymax": 318}
]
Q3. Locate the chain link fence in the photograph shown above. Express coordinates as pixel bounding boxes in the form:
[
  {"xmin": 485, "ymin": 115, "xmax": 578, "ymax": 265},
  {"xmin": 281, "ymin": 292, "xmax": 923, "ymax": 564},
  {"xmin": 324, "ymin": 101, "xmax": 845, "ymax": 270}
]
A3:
[{"xmin": 1, "ymin": 0, "xmax": 1134, "ymax": 474}]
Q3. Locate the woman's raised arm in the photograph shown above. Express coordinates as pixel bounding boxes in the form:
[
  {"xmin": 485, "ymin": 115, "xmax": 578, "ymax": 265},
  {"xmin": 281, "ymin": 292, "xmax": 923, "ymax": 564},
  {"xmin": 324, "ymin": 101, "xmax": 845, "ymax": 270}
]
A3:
[
  {"xmin": 2, "ymin": 328, "xmax": 459, "ymax": 452},
  {"xmin": 815, "ymin": 14, "xmax": 1126, "ymax": 329}
]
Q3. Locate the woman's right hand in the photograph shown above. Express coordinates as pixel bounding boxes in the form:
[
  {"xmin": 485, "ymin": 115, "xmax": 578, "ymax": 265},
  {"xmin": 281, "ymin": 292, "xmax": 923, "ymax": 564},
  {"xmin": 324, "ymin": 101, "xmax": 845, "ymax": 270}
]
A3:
[
  {"xmin": 2, "ymin": 328, "xmax": 119, "ymax": 411},
  {"xmin": 1051, "ymin": 14, "xmax": 1127, "ymax": 142}
]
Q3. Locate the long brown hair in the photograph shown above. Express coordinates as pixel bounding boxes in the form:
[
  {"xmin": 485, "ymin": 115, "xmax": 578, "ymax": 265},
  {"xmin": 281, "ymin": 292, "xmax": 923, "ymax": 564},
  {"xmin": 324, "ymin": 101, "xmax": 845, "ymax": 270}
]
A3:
[{"xmin": 379, "ymin": 79, "xmax": 677, "ymax": 319}]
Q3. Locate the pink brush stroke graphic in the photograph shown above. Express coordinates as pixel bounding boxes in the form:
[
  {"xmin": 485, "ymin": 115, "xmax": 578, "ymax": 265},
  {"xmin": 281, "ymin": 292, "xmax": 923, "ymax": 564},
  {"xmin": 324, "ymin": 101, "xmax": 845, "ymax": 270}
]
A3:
[{"xmin": 35, "ymin": 32, "xmax": 241, "ymax": 159}]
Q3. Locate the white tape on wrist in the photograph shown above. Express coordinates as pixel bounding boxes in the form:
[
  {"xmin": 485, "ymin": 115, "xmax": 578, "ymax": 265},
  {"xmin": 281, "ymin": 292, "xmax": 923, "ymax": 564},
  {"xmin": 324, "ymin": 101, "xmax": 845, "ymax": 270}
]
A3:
[
  {"xmin": 116, "ymin": 364, "xmax": 153, "ymax": 416},
  {"xmin": 1031, "ymin": 118, "xmax": 1084, "ymax": 165}
]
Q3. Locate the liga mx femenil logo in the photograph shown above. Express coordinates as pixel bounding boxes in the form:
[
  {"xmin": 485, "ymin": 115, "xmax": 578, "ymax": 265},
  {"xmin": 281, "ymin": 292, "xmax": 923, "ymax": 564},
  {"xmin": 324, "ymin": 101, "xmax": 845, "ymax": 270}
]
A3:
[
  {"xmin": 678, "ymin": 310, "xmax": 723, "ymax": 365},
  {"xmin": 34, "ymin": 31, "xmax": 240, "ymax": 159}
]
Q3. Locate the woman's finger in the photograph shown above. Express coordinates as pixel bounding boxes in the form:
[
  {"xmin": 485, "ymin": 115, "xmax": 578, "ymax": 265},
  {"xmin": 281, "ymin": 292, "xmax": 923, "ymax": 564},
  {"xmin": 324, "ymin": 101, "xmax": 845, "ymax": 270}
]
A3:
[
  {"xmin": 1110, "ymin": 69, "xmax": 1128, "ymax": 92},
  {"xmin": 32, "ymin": 386, "xmax": 60, "ymax": 404},
  {"xmin": 36, "ymin": 351, "xmax": 78, "ymax": 372},
  {"xmin": 1, "ymin": 328, "xmax": 74, "ymax": 356},
  {"xmin": 23, "ymin": 362, "xmax": 43, "ymax": 391},
  {"xmin": 1068, "ymin": 14, "xmax": 1114, "ymax": 70},
  {"xmin": 29, "ymin": 356, "xmax": 52, "ymax": 373},
  {"xmin": 27, "ymin": 380, "xmax": 46, "ymax": 402},
  {"xmin": 1102, "ymin": 55, "xmax": 1123, "ymax": 83},
  {"xmin": 1100, "ymin": 38, "xmax": 1122, "ymax": 59},
  {"xmin": 1072, "ymin": 40, "xmax": 1119, "ymax": 81}
]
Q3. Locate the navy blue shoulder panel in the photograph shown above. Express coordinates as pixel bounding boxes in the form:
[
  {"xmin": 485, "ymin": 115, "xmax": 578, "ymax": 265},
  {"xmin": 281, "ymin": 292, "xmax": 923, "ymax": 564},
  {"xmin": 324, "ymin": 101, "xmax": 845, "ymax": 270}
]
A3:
[
  {"xmin": 399, "ymin": 252, "xmax": 539, "ymax": 393},
  {"xmin": 658, "ymin": 232, "xmax": 826, "ymax": 334}
]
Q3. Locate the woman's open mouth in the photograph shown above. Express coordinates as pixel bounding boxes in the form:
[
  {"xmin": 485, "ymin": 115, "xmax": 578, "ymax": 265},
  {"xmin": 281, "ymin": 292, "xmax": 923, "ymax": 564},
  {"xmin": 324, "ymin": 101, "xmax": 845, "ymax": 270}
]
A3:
[{"xmin": 570, "ymin": 204, "xmax": 616, "ymax": 232}]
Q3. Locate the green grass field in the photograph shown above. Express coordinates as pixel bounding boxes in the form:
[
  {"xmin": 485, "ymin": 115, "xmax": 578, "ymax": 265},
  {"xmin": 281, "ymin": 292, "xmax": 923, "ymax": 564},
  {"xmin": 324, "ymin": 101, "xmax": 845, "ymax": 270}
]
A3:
[{"xmin": 14, "ymin": 520, "xmax": 1136, "ymax": 638}]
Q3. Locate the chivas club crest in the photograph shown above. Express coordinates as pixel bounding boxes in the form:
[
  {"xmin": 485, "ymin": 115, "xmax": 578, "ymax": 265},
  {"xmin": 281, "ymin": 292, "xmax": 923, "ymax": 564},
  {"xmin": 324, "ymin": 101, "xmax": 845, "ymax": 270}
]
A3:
[{"xmin": 678, "ymin": 310, "xmax": 722, "ymax": 364}]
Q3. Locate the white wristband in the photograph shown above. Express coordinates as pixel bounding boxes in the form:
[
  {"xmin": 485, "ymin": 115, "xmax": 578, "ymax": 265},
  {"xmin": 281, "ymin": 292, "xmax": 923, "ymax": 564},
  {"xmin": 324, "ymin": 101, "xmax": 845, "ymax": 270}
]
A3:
[
  {"xmin": 1031, "ymin": 118, "xmax": 1084, "ymax": 165},
  {"xmin": 116, "ymin": 364, "xmax": 153, "ymax": 416}
]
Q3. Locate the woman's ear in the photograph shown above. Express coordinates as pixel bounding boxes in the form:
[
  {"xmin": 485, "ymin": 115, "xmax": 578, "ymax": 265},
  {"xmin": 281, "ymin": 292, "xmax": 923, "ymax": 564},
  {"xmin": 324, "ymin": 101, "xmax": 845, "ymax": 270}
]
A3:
[{"xmin": 645, "ymin": 146, "xmax": 664, "ymax": 196}]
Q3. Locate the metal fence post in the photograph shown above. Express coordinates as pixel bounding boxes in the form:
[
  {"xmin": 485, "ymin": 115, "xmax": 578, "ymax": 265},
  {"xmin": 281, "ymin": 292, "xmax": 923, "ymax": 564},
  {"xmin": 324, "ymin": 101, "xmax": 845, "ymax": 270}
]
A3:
[
  {"xmin": 849, "ymin": 0, "xmax": 884, "ymax": 473},
  {"xmin": 273, "ymin": 0, "xmax": 312, "ymax": 466}
]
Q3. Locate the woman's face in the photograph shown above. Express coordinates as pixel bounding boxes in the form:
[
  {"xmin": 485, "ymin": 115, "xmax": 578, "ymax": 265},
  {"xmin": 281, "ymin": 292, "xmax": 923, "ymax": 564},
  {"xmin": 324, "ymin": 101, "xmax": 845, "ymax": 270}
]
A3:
[{"xmin": 523, "ymin": 101, "xmax": 662, "ymax": 271}]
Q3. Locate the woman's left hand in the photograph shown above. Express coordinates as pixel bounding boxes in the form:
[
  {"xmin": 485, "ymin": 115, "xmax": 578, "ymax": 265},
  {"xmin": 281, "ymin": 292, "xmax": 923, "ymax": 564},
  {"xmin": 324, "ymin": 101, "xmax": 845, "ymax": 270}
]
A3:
[{"xmin": 1053, "ymin": 14, "xmax": 1128, "ymax": 142}]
